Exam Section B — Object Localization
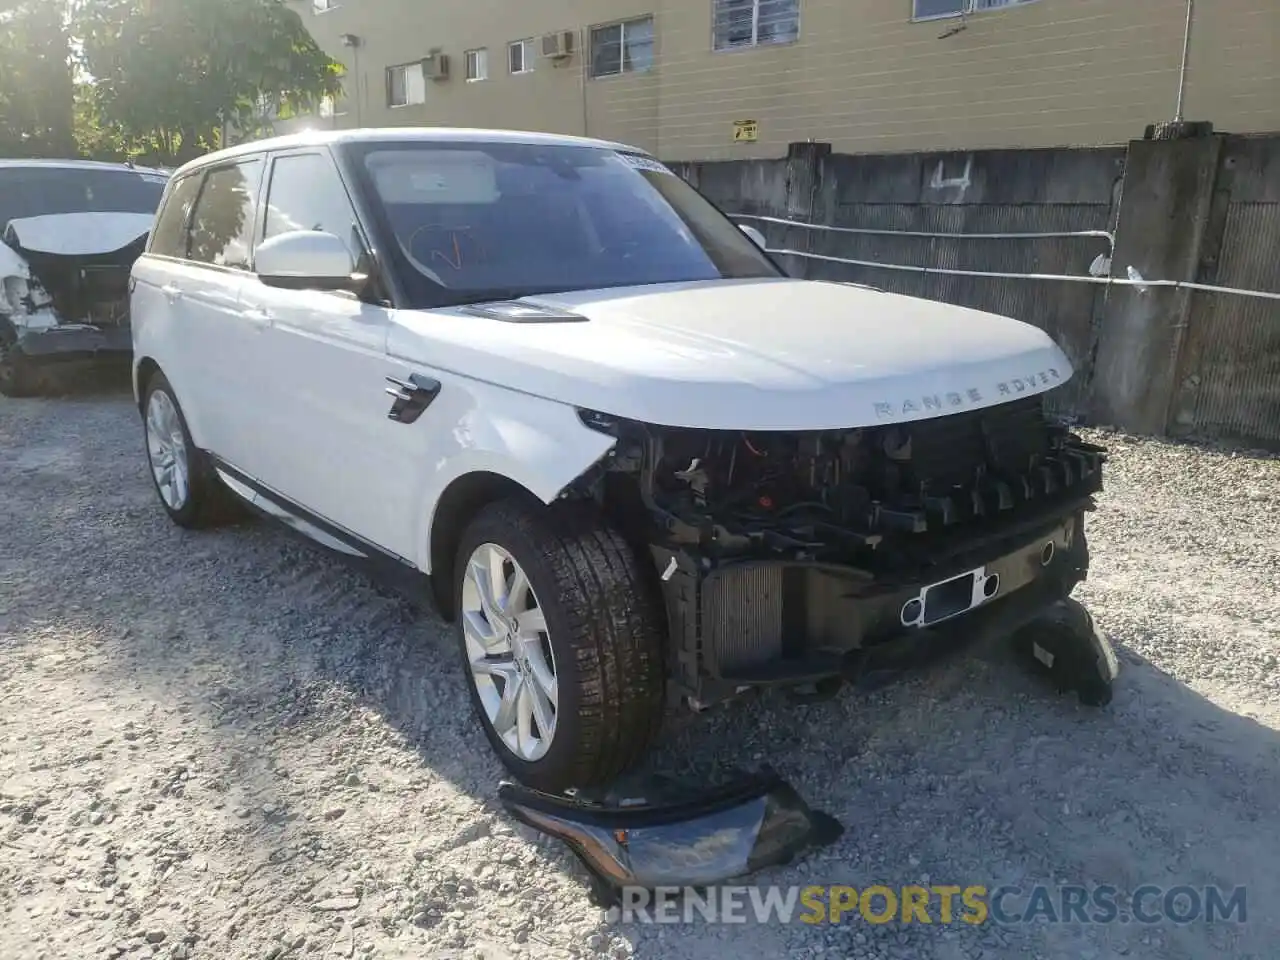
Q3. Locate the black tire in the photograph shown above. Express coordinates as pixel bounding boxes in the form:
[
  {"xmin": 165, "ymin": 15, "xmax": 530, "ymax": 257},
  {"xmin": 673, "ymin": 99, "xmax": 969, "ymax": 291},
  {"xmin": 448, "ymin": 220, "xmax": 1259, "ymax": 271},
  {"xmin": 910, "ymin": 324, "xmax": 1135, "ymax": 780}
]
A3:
[
  {"xmin": 0, "ymin": 325, "xmax": 38, "ymax": 398},
  {"xmin": 141, "ymin": 370, "xmax": 242, "ymax": 529},
  {"xmin": 453, "ymin": 498, "xmax": 667, "ymax": 792}
]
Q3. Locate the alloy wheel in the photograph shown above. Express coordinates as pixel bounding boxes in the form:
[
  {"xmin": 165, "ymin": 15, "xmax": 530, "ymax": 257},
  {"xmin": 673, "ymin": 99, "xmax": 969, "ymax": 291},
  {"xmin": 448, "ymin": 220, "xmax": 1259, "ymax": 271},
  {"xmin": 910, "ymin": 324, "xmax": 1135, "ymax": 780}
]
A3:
[
  {"xmin": 461, "ymin": 542, "xmax": 558, "ymax": 762},
  {"xmin": 145, "ymin": 389, "xmax": 190, "ymax": 511}
]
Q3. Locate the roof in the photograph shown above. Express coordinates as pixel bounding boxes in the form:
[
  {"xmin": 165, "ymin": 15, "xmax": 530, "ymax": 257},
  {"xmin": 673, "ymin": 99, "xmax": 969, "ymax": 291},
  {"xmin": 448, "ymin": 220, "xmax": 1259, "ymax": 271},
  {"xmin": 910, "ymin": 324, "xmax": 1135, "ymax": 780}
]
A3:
[
  {"xmin": 170, "ymin": 127, "xmax": 649, "ymax": 179},
  {"xmin": 0, "ymin": 158, "xmax": 169, "ymax": 175}
]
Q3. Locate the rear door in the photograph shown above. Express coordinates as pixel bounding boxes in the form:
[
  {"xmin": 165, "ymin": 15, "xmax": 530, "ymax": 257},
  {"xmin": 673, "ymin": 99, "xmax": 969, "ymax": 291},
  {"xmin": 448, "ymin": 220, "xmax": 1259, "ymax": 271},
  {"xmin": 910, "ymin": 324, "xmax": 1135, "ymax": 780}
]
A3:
[
  {"xmin": 132, "ymin": 159, "xmax": 266, "ymax": 459},
  {"xmin": 165, "ymin": 158, "xmax": 265, "ymax": 463},
  {"xmin": 235, "ymin": 148, "xmax": 422, "ymax": 559}
]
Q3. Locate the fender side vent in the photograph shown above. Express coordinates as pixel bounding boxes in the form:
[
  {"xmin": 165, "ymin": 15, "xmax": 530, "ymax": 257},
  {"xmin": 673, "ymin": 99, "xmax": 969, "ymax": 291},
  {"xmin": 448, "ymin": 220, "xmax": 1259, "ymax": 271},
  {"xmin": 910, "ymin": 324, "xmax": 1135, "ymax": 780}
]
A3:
[{"xmin": 456, "ymin": 300, "xmax": 588, "ymax": 323}]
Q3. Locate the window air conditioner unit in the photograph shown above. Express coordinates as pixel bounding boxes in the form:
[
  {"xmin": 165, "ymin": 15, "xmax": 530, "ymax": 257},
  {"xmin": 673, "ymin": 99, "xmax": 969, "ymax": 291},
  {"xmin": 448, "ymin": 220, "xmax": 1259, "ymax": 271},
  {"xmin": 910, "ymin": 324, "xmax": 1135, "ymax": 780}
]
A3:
[
  {"xmin": 541, "ymin": 30, "xmax": 575, "ymax": 60},
  {"xmin": 423, "ymin": 49, "xmax": 449, "ymax": 81}
]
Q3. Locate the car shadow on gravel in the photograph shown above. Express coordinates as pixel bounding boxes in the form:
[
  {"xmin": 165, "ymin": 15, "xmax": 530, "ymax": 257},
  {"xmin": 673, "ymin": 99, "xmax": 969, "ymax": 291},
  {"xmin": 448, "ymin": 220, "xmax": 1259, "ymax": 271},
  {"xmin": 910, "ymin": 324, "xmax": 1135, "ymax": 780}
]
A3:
[{"xmin": 22, "ymin": 361, "xmax": 134, "ymax": 398}]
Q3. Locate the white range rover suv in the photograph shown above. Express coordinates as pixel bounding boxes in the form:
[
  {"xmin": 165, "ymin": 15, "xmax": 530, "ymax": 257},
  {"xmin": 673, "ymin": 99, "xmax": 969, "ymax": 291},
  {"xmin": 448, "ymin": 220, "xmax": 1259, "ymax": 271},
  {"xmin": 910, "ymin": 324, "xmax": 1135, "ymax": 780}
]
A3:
[{"xmin": 131, "ymin": 128, "xmax": 1107, "ymax": 792}]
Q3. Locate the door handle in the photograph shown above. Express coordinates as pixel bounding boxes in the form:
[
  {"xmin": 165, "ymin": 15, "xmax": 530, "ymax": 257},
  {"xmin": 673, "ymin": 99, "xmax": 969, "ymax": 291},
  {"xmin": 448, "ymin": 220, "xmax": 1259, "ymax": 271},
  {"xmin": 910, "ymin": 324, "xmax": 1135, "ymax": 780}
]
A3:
[
  {"xmin": 243, "ymin": 308, "xmax": 274, "ymax": 327},
  {"xmin": 161, "ymin": 284, "xmax": 183, "ymax": 302}
]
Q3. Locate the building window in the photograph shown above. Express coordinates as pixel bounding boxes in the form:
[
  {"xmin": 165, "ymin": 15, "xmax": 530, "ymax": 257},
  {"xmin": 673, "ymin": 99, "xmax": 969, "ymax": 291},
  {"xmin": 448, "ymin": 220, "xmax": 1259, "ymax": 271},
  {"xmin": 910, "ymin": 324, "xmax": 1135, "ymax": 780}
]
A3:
[
  {"xmin": 465, "ymin": 48, "xmax": 488, "ymax": 81},
  {"xmin": 318, "ymin": 95, "xmax": 336, "ymax": 118},
  {"xmin": 312, "ymin": 0, "xmax": 337, "ymax": 13},
  {"xmin": 912, "ymin": 0, "xmax": 1038, "ymax": 20},
  {"xmin": 591, "ymin": 16, "xmax": 655, "ymax": 78},
  {"xmin": 386, "ymin": 62, "xmax": 426, "ymax": 107},
  {"xmin": 712, "ymin": 0, "xmax": 798, "ymax": 52},
  {"xmin": 508, "ymin": 38, "xmax": 535, "ymax": 74}
]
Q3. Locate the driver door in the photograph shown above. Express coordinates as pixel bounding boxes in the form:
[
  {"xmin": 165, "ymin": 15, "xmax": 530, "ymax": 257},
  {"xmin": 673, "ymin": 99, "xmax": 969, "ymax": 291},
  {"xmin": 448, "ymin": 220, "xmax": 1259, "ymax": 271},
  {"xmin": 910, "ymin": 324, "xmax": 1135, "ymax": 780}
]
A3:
[{"xmin": 234, "ymin": 148, "xmax": 422, "ymax": 561}]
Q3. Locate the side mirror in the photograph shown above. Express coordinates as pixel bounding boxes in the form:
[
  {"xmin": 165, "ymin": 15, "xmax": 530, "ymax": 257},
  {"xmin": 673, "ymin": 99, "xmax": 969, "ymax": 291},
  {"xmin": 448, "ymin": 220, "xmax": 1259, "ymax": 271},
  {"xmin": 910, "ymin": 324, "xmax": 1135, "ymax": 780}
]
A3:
[
  {"xmin": 738, "ymin": 224, "xmax": 767, "ymax": 250},
  {"xmin": 255, "ymin": 230, "xmax": 362, "ymax": 292}
]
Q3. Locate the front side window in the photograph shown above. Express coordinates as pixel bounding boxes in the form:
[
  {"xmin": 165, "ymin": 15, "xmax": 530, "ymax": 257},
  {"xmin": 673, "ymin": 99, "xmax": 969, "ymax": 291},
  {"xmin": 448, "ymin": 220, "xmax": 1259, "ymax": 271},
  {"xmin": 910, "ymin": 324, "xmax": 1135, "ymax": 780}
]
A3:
[
  {"xmin": 186, "ymin": 159, "xmax": 263, "ymax": 270},
  {"xmin": 465, "ymin": 48, "xmax": 488, "ymax": 81},
  {"xmin": 508, "ymin": 39, "xmax": 535, "ymax": 74},
  {"xmin": 262, "ymin": 152, "xmax": 361, "ymax": 261},
  {"xmin": 712, "ymin": 0, "xmax": 799, "ymax": 51},
  {"xmin": 149, "ymin": 173, "xmax": 203, "ymax": 259},
  {"xmin": 591, "ymin": 16, "xmax": 656, "ymax": 78},
  {"xmin": 345, "ymin": 140, "xmax": 780, "ymax": 309},
  {"xmin": 0, "ymin": 167, "xmax": 167, "ymax": 232},
  {"xmin": 387, "ymin": 62, "xmax": 427, "ymax": 107}
]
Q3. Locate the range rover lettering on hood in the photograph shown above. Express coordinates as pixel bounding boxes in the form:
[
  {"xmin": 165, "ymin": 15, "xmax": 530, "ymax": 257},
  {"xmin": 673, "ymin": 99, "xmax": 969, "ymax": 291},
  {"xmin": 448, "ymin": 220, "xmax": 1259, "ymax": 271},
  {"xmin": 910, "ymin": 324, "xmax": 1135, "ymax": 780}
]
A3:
[{"xmin": 873, "ymin": 367, "xmax": 1065, "ymax": 419}]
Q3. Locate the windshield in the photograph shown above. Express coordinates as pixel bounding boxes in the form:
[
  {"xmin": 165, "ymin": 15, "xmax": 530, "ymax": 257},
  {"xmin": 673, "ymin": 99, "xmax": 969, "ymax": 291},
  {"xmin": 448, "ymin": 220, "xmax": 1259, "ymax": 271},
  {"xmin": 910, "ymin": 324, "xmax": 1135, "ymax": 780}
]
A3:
[
  {"xmin": 0, "ymin": 167, "xmax": 168, "ymax": 230},
  {"xmin": 346, "ymin": 141, "xmax": 780, "ymax": 308}
]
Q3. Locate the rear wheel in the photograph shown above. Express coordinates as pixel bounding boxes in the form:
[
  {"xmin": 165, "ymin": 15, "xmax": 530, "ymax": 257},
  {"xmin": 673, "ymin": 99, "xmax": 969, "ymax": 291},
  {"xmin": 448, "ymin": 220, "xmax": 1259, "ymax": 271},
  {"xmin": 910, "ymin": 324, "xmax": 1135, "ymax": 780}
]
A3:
[
  {"xmin": 454, "ymin": 498, "xmax": 667, "ymax": 792},
  {"xmin": 142, "ymin": 371, "xmax": 240, "ymax": 528}
]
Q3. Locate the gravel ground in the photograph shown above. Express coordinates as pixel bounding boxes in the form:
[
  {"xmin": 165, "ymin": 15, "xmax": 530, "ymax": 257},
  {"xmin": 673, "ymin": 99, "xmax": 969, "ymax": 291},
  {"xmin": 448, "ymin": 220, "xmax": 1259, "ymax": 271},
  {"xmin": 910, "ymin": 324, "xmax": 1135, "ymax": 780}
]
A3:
[{"xmin": 2, "ymin": 381, "xmax": 1279, "ymax": 960}]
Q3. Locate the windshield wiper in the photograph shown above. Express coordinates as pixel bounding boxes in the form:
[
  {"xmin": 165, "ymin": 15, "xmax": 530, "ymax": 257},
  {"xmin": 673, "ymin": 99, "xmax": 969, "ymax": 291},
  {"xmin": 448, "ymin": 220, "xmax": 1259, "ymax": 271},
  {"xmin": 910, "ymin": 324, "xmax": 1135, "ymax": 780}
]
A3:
[{"xmin": 438, "ymin": 287, "xmax": 578, "ymax": 308}]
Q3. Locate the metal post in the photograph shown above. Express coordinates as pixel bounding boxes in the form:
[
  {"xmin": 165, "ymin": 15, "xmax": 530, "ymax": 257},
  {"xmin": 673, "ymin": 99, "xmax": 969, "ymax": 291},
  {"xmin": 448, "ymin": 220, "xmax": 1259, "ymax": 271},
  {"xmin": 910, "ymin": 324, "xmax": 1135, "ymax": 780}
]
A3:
[{"xmin": 1174, "ymin": 0, "xmax": 1194, "ymax": 122}]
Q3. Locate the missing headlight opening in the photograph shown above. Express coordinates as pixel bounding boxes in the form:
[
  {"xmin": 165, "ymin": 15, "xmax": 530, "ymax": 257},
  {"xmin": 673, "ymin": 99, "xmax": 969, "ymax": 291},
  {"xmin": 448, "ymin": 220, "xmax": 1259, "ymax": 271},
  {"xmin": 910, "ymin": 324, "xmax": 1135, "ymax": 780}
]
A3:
[
  {"xmin": 571, "ymin": 395, "xmax": 1107, "ymax": 708},
  {"xmin": 575, "ymin": 396, "xmax": 1103, "ymax": 569}
]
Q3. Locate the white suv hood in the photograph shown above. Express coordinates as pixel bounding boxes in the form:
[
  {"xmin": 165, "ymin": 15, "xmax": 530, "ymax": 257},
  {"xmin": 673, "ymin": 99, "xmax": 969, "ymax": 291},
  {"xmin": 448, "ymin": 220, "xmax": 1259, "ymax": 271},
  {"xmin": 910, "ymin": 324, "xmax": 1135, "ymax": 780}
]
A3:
[{"xmin": 389, "ymin": 277, "xmax": 1073, "ymax": 431}]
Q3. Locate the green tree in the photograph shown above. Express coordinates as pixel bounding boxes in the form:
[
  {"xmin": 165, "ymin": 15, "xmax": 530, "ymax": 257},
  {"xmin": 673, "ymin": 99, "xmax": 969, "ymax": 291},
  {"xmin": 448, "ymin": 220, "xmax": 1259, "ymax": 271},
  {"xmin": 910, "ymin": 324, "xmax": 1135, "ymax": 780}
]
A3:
[
  {"xmin": 72, "ymin": 82, "xmax": 130, "ymax": 162},
  {"xmin": 0, "ymin": 2, "xmax": 77, "ymax": 158},
  {"xmin": 73, "ymin": 0, "xmax": 342, "ymax": 164}
]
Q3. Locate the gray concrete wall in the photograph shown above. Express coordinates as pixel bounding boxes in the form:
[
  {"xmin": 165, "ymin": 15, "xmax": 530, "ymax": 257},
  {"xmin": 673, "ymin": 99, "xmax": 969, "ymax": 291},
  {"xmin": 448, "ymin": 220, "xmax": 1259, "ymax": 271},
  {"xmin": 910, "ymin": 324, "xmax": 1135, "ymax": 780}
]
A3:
[{"xmin": 676, "ymin": 133, "xmax": 1280, "ymax": 447}]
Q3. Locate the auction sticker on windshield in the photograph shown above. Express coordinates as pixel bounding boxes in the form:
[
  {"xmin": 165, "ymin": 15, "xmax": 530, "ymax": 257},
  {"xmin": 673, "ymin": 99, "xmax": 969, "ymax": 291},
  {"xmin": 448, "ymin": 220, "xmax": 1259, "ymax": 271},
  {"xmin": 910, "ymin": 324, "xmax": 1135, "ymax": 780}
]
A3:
[{"xmin": 615, "ymin": 152, "xmax": 675, "ymax": 177}]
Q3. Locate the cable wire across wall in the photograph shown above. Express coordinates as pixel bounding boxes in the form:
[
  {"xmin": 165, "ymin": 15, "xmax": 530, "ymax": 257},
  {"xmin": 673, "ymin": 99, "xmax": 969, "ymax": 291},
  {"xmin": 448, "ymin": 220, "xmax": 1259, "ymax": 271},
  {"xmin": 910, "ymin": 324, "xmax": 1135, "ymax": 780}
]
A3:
[{"xmin": 731, "ymin": 214, "xmax": 1280, "ymax": 304}]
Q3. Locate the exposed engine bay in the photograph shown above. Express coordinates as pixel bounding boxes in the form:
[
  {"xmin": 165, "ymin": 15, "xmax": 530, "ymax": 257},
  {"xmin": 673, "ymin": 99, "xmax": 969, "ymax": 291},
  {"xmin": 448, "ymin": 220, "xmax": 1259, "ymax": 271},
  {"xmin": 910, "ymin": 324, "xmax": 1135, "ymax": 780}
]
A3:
[
  {"xmin": 575, "ymin": 395, "xmax": 1106, "ymax": 703},
  {"xmin": 1, "ymin": 211, "xmax": 155, "ymax": 394},
  {"xmin": 4, "ymin": 236, "xmax": 144, "ymax": 329},
  {"xmin": 579, "ymin": 395, "xmax": 1105, "ymax": 577}
]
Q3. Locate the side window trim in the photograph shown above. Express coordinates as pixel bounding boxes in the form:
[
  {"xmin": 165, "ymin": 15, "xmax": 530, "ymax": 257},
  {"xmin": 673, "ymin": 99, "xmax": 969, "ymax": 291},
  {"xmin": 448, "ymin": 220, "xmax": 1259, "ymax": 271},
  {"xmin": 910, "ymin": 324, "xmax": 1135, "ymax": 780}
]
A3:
[{"xmin": 184, "ymin": 169, "xmax": 214, "ymax": 263}]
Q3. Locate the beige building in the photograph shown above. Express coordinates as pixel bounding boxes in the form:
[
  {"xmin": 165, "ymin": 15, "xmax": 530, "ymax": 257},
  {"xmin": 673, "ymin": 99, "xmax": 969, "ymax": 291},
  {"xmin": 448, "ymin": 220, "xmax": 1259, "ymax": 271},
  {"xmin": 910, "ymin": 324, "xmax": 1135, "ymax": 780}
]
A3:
[{"xmin": 283, "ymin": 0, "xmax": 1280, "ymax": 161}]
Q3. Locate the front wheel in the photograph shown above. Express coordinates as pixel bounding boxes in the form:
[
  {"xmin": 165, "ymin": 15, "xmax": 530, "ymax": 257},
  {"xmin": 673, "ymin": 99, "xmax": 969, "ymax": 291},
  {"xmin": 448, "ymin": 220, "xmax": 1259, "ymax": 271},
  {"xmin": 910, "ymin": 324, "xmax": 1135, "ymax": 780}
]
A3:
[{"xmin": 454, "ymin": 498, "xmax": 667, "ymax": 792}]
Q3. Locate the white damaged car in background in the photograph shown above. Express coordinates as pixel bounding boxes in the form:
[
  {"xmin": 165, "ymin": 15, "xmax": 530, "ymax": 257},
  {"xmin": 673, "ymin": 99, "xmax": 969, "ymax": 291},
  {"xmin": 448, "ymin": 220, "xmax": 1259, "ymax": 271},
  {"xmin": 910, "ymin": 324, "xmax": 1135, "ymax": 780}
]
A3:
[{"xmin": 0, "ymin": 159, "xmax": 169, "ymax": 396}]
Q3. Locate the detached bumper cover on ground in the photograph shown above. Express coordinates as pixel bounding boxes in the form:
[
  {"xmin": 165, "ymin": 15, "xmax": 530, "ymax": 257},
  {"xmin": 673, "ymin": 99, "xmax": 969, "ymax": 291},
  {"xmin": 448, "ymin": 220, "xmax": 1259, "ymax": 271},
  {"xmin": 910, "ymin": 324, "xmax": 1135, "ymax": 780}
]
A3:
[{"xmin": 498, "ymin": 768, "xmax": 843, "ymax": 905}]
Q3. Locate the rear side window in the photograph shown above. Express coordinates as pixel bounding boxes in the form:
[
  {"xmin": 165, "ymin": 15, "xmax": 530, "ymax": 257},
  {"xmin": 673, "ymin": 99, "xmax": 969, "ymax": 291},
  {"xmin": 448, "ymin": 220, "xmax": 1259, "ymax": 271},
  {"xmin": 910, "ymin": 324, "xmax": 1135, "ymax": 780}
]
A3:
[
  {"xmin": 263, "ymin": 152, "xmax": 361, "ymax": 260},
  {"xmin": 149, "ymin": 174, "xmax": 203, "ymax": 258},
  {"xmin": 187, "ymin": 159, "xmax": 263, "ymax": 270}
]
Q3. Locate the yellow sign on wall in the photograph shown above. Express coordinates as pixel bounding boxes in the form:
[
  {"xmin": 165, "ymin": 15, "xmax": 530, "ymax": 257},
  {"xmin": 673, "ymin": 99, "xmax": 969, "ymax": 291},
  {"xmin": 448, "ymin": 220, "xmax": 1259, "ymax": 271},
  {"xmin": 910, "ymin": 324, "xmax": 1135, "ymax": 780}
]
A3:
[{"xmin": 732, "ymin": 119, "xmax": 759, "ymax": 143}]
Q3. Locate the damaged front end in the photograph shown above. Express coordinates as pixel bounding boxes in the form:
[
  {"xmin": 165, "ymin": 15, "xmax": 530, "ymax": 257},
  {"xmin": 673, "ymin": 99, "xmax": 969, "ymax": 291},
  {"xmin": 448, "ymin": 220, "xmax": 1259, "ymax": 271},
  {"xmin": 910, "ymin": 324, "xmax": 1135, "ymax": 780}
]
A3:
[
  {"xmin": 571, "ymin": 395, "xmax": 1107, "ymax": 707},
  {"xmin": 1, "ymin": 214, "xmax": 151, "ymax": 395}
]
